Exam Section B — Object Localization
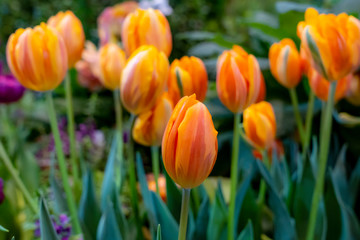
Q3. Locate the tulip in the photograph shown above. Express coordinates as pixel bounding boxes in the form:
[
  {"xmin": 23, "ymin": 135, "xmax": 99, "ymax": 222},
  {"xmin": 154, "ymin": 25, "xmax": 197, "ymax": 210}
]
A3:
[
  {"xmin": 269, "ymin": 38, "xmax": 302, "ymax": 89},
  {"xmin": 121, "ymin": 8, "xmax": 172, "ymax": 57},
  {"xmin": 98, "ymin": 1, "xmax": 138, "ymax": 46},
  {"xmin": 146, "ymin": 174, "xmax": 167, "ymax": 201},
  {"xmin": 0, "ymin": 73, "xmax": 25, "ymax": 104},
  {"xmin": 48, "ymin": 11, "xmax": 85, "ymax": 68},
  {"xmin": 216, "ymin": 45, "xmax": 262, "ymax": 113},
  {"xmin": 297, "ymin": 8, "xmax": 360, "ymax": 81},
  {"xmin": 6, "ymin": 23, "xmax": 68, "ymax": 92},
  {"xmin": 121, "ymin": 45, "xmax": 169, "ymax": 115},
  {"xmin": 256, "ymin": 73, "xmax": 266, "ymax": 103},
  {"xmin": 133, "ymin": 93, "xmax": 173, "ymax": 146},
  {"xmin": 162, "ymin": 94, "xmax": 218, "ymax": 189},
  {"xmin": 243, "ymin": 101, "xmax": 277, "ymax": 150},
  {"xmin": 308, "ymin": 68, "xmax": 350, "ymax": 102},
  {"xmin": 346, "ymin": 71, "xmax": 360, "ymax": 106},
  {"xmin": 99, "ymin": 43, "xmax": 127, "ymax": 90},
  {"xmin": 168, "ymin": 56, "xmax": 208, "ymax": 104}
]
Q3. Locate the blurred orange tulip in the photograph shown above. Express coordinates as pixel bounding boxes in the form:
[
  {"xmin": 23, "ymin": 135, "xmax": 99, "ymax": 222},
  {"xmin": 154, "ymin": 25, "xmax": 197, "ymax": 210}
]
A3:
[
  {"xmin": 48, "ymin": 11, "xmax": 85, "ymax": 68},
  {"xmin": 121, "ymin": 45, "xmax": 169, "ymax": 115},
  {"xmin": 168, "ymin": 56, "xmax": 208, "ymax": 104},
  {"xmin": 346, "ymin": 71, "xmax": 360, "ymax": 106},
  {"xmin": 99, "ymin": 43, "xmax": 126, "ymax": 90},
  {"xmin": 162, "ymin": 94, "xmax": 218, "ymax": 189},
  {"xmin": 133, "ymin": 94, "xmax": 173, "ymax": 146},
  {"xmin": 146, "ymin": 174, "xmax": 167, "ymax": 201},
  {"xmin": 269, "ymin": 38, "xmax": 302, "ymax": 89},
  {"xmin": 256, "ymin": 73, "xmax": 266, "ymax": 103},
  {"xmin": 308, "ymin": 68, "xmax": 351, "ymax": 102},
  {"xmin": 297, "ymin": 8, "xmax": 360, "ymax": 81},
  {"xmin": 121, "ymin": 8, "xmax": 172, "ymax": 57},
  {"xmin": 243, "ymin": 101, "xmax": 276, "ymax": 150},
  {"xmin": 6, "ymin": 23, "xmax": 68, "ymax": 91},
  {"xmin": 216, "ymin": 45, "xmax": 262, "ymax": 113},
  {"xmin": 97, "ymin": 1, "xmax": 138, "ymax": 46}
]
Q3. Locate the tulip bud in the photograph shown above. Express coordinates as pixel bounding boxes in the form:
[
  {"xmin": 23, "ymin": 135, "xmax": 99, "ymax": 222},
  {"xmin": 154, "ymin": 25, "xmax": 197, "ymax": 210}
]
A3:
[
  {"xmin": 97, "ymin": 1, "xmax": 138, "ymax": 46},
  {"xmin": 346, "ymin": 71, "xmax": 360, "ymax": 106},
  {"xmin": 6, "ymin": 23, "xmax": 68, "ymax": 91},
  {"xmin": 162, "ymin": 94, "xmax": 218, "ymax": 189},
  {"xmin": 216, "ymin": 45, "xmax": 262, "ymax": 113},
  {"xmin": 121, "ymin": 8, "xmax": 172, "ymax": 57},
  {"xmin": 256, "ymin": 73, "xmax": 266, "ymax": 103},
  {"xmin": 98, "ymin": 43, "xmax": 126, "ymax": 90},
  {"xmin": 168, "ymin": 56, "xmax": 208, "ymax": 104},
  {"xmin": 0, "ymin": 73, "xmax": 25, "ymax": 104},
  {"xmin": 133, "ymin": 94, "xmax": 173, "ymax": 146},
  {"xmin": 243, "ymin": 101, "xmax": 276, "ymax": 150},
  {"xmin": 308, "ymin": 68, "xmax": 351, "ymax": 102},
  {"xmin": 297, "ymin": 8, "xmax": 360, "ymax": 81},
  {"xmin": 48, "ymin": 11, "xmax": 85, "ymax": 68},
  {"xmin": 269, "ymin": 38, "xmax": 302, "ymax": 89},
  {"xmin": 121, "ymin": 45, "xmax": 169, "ymax": 115}
]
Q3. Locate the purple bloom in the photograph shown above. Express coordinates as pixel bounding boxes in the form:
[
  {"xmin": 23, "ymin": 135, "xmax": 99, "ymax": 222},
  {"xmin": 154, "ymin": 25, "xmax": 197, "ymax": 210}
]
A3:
[
  {"xmin": 34, "ymin": 213, "xmax": 72, "ymax": 239},
  {"xmin": 0, "ymin": 74, "xmax": 25, "ymax": 104},
  {"xmin": 0, "ymin": 178, "xmax": 4, "ymax": 205}
]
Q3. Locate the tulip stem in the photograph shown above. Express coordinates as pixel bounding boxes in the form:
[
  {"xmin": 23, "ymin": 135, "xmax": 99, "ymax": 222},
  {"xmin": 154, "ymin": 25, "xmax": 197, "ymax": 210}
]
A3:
[
  {"xmin": 65, "ymin": 72, "xmax": 79, "ymax": 184},
  {"xmin": 289, "ymin": 88, "xmax": 305, "ymax": 143},
  {"xmin": 178, "ymin": 188, "xmax": 191, "ymax": 240},
  {"xmin": 151, "ymin": 146, "xmax": 160, "ymax": 195},
  {"xmin": 114, "ymin": 90, "xmax": 124, "ymax": 189},
  {"xmin": 228, "ymin": 113, "xmax": 241, "ymax": 240},
  {"xmin": 302, "ymin": 90, "xmax": 315, "ymax": 160},
  {"xmin": 128, "ymin": 114, "xmax": 143, "ymax": 240},
  {"xmin": 257, "ymin": 150, "xmax": 270, "ymax": 207},
  {"xmin": 46, "ymin": 92, "xmax": 82, "ymax": 236},
  {"xmin": 306, "ymin": 81, "xmax": 337, "ymax": 240},
  {"xmin": 0, "ymin": 142, "xmax": 37, "ymax": 214}
]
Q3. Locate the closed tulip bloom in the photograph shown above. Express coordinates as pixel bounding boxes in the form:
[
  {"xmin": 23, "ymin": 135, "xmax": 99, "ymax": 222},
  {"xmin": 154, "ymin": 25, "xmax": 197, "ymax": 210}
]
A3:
[
  {"xmin": 308, "ymin": 68, "xmax": 351, "ymax": 102},
  {"xmin": 6, "ymin": 23, "xmax": 68, "ymax": 91},
  {"xmin": 346, "ymin": 71, "xmax": 360, "ymax": 106},
  {"xmin": 269, "ymin": 38, "xmax": 302, "ymax": 89},
  {"xmin": 162, "ymin": 94, "xmax": 218, "ymax": 189},
  {"xmin": 243, "ymin": 101, "xmax": 276, "ymax": 150},
  {"xmin": 48, "ymin": 11, "xmax": 85, "ymax": 68},
  {"xmin": 256, "ymin": 73, "xmax": 266, "ymax": 103},
  {"xmin": 297, "ymin": 8, "xmax": 360, "ymax": 81},
  {"xmin": 121, "ymin": 45, "xmax": 169, "ymax": 115},
  {"xmin": 0, "ymin": 74, "xmax": 25, "ymax": 104},
  {"xmin": 99, "ymin": 43, "xmax": 126, "ymax": 90},
  {"xmin": 216, "ymin": 45, "xmax": 261, "ymax": 113},
  {"xmin": 133, "ymin": 94, "xmax": 173, "ymax": 146},
  {"xmin": 168, "ymin": 56, "xmax": 208, "ymax": 104},
  {"xmin": 121, "ymin": 8, "xmax": 172, "ymax": 57}
]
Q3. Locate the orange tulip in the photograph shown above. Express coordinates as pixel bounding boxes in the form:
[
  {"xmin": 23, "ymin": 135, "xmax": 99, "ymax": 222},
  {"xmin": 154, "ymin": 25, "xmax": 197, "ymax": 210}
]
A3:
[
  {"xmin": 146, "ymin": 174, "xmax": 167, "ymax": 202},
  {"xmin": 256, "ymin": 73, "xmax": 266, "ymax": 103},
  {"xmin": 121, "ymin": 8, "xmax": 172, "ymax": 57},
  {"xmin": 269, "ymin": 38, "xmax": 302, "ymax": 89},
  {"xmin": 98, "ymin": 43, "xmax": 126, "ymax": 90},
  {"xmin": 162, "ymin": 94, "xmax": 218, "ymax": 189},
  {"xmin": 243, "ymin": 101, "xmax": 276, "ymax": 150},
  {"xmin": 48, "ymin": 11, "xmax": 85, "ymax": 68},
  {"xmin": 121, "ymin": 45, "xmax": 169, "ymax": 115},
  {"xmin": 216, "ymin": 45, "xmax": 262, "ymax": 113},
  {"xmin": 6, "ymin": 23, "xmax": 68, "ymax": 91},
  {"xmin": 297, "ymin": 8, "xmax": 360, "ymax": 81},
  {"xmin": 133, "ymin": 94, "xmax": 173, "ymax": 146},
  {"xmin": 168, "ymin": 56, "xmax": 208, "ymax": 104},
  {"xmin": 97, "ymin": 1, "xmax": 138, "ymax": 46},
  {"xmin": 308, "ymin": 68, "xmax": 351, "ymax": 102},
  {"xmin": 346, "ymin": 71, "xmax": 360, "ymax": 106}
]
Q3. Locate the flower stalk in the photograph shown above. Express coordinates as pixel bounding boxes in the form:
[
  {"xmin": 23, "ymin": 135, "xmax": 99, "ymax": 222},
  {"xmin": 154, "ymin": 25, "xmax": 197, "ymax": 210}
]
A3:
[
  {"xmin": 289, "ymin": 88, "xmax": 305, "ymax": 143},
  {"xmin": 302, "ymin": 90, "xmax": 315, "ymax": 160}
]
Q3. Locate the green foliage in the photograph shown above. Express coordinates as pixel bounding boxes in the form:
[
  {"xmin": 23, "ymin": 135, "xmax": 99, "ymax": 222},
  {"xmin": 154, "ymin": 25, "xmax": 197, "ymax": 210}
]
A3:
[{"xmin": 39, "ymin": 198, "xmax": 59, "ymax": 240}]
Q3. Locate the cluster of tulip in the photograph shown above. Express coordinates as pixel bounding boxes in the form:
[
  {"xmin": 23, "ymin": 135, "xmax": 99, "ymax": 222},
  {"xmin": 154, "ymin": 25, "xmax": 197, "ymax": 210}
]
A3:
[{"xmin": 1, "ymin": 1, "xmax": 360, "ymax": 239}]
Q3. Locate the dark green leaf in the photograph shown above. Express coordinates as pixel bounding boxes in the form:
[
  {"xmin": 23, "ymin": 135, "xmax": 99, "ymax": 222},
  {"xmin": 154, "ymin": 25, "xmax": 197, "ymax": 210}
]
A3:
[
  {"xmin": 165, "ymin": 170, "xmax": 182, "ymax": 222},
  {"xmin": 156, "ymin": 224, "xmax": 162, "ymax": 240},
  {"xmin": 111, "ymin": 185, "xmax": 128, "ymax": 240},
  {"xmin": 39, "ymin": 198, "xmax": 59, "ymax": 240},
  {"xmin": 190, "ymin": 196, "xmax": 209, "ymax": 240},
  {"xmin": 350, "ymin": 158, "xmax": 360, "ymax": 207},
  {"xmin": 207, "ymin": 182, "xmax": 227, "ymax": 240},
  {"xmin": 96, "ymin": 202, "xmax": 122, "ymax": 240},
  {"xmin": 50, "ymin": 154, "xmax": 68, "ymax": 214},
  {"xmin": 0, "ymin": 225, "xmax": 8, "ymax": 232},
  {"xmin": 237, "ymin": 220, "xmax": 254, "ymax": 240}
]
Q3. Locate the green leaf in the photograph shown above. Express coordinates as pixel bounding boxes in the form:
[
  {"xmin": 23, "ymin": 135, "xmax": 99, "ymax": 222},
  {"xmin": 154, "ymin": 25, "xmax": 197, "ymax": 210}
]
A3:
[
  {"xmin": 190, "ymin": 195, "xmax": 210, "ymax": 240},
  {"xmin": 237, "ymin": 220, "xmax": 254, "ymax": 240},
  {"xmin": 79, "ymin": 169, "xmax": 101, "ymax": 240},
  {"xmin": 0, "ymin": 225, "xmax": 8, "ymax": 232},
  {"xmin": 350, "ymin": 158, "xmax": 360, "ymax": 207},
  {"xmin": 207, "ymin": 181, "xmax": 227, "ymax": 240},
  {"xmin": 96, "ymin": 202, "xmax": 122, "ymax": 240},
  {"xmin": 111, "ymin": 184, "xmax": 128, "ymax": 240},
  {"xmin": 50, "ymin": 154, "xmax": 68, "ymax": 214},
  {"xmin": 39, "ymin": 197, "xmax": 59, "ymax": 240},
  {"xmin": 165, "ymin": 169, "xmax": 182, "ymax": 222},
  {"xmin": 156, "ymin": 224, "xmax": 162, "ymax": 240}
]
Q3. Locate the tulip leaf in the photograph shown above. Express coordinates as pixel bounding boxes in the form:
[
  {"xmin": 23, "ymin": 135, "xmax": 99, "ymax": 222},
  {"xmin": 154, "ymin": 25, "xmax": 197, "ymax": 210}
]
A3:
[
  {"xmin": 207, "ymin": 181, "xmax": 228, "ymax": 240},
  {"xmin": 190, "ymin": 195, "xmax": 209, "ymax": 240},
  {"xmin": 237, "ymin": 220, "xmax": 254, "ymax": 240},
  {"xmin": 270, "ymin": 152, "xmax": 290, "ymax": 199},
  {"xmin": 96, "ymin": 201, "xmax": 122, "ymax": 240},
  {"xmin": 79, "ymin": 169, "xmax": 101, "ymax": 240},
  {"xmin": 39, "ymin": 197, "xmax": 59, "ymax": 240},
  {"xmin": 50, "ymin": 154, "xmax": 68, "ymax": 214},
  {"xmin": 256, "ymin": 160, "xmax": 297, "ymax": 240},
  {"xmin": 349, "ymin": 158, "xmax": 360, "ymax": 207},
  {"xmin": 110, "ymin": 184, "xmax": 128, "ymax": 240},
  {"xmin": 156, "ymin": 224, "xmax": 162, "ymax": 240},
  {"xmin": 165, "ymin": 169, "xmax": 182, "ymax": 222},
  {"xmin": 0, "ymin": 225, "xmax": 8, "ymax": 232}
]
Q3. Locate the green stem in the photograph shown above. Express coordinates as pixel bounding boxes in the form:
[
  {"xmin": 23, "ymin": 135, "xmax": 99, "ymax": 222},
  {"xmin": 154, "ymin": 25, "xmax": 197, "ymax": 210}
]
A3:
[
  {"xmin": 302, "ymin": 90, "xmax": 315, "ymax": 160},
  {"xmin": 46, "ymin": 92, "xmax": 82, "ymax": 235},
  {"xmin": 151, "ymin": 146, "xmax": 160, "ymax": 195},
  {"xmin": 178, "ymin": 188, "xmax": 191, "ymax": 240},
  {"xmin": 228, "ymin": 113, "xmax": 241, "ymax": 240},
  {"xmin": 0, "ymin": 142, "xmax": 37, "ymax": 214},
  {"xmin": 65, "ymin": 73, "xmax": 79, "ymax": 184},
  {"xmin": 114, "ymin": 90, "xmax": 124, "ymax": 189},
  {"xmin": 128, "ymin": 114, "xmax": 143, "ymax": 240},
  {"xmin": 257, "ymin": 150, "xmax": 270, "ymax": 206},
  {"xmin": 289, "ymin": 88, "xmax": 305, "ymax": 143},
  {"xmin": 306, "ymin": 81, "xmax": 337, "ymax": 240}
]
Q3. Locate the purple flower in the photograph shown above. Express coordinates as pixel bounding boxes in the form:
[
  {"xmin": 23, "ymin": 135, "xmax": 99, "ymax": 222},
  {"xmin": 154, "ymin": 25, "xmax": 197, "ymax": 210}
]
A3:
[
  {"xmin": 34, "ymin": 214, "xmax": 72, "ymax": 239},
  {"xmin": 0, "ymin": 73, "xmax": 25, "ymax": 104},
  {"xmin": 0, "ymin": 178, "xmax": 4, "ymax": 205}
]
